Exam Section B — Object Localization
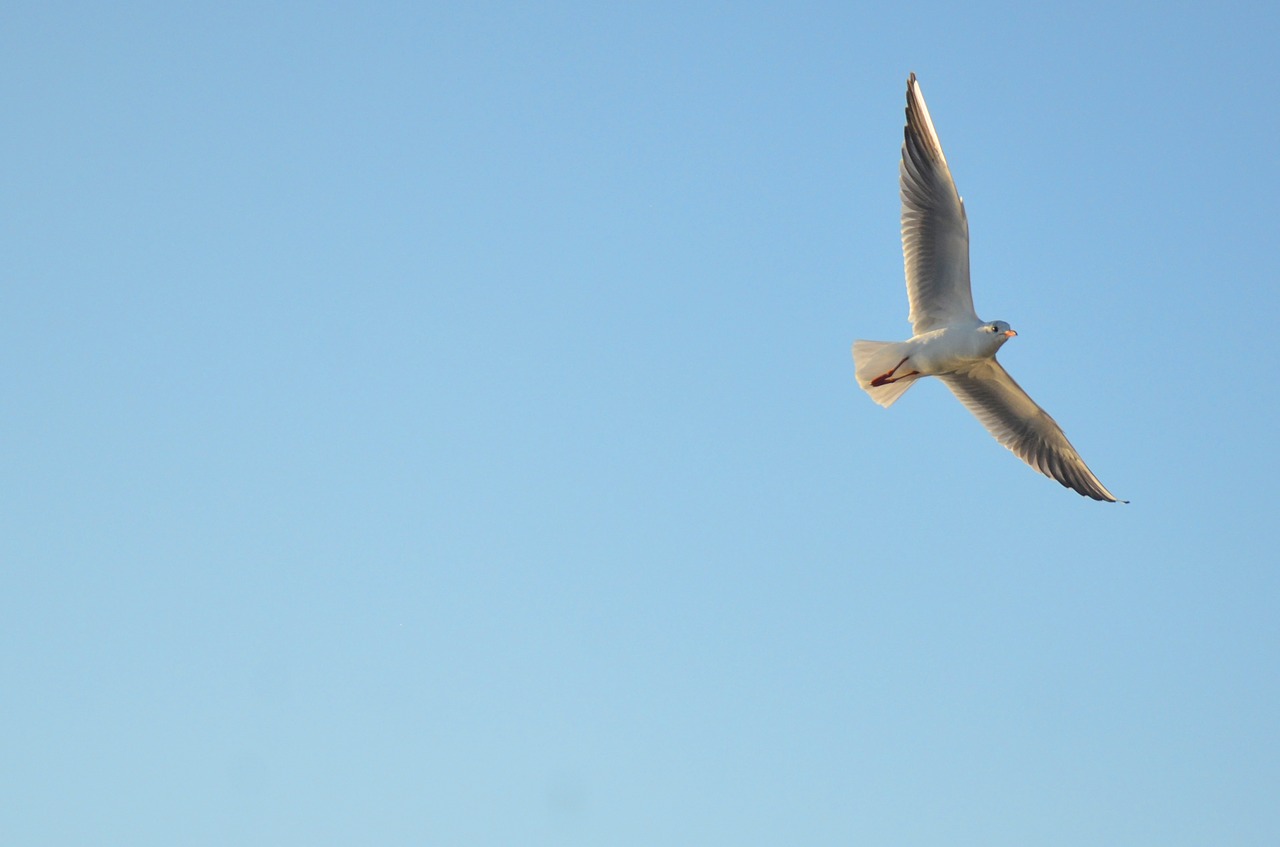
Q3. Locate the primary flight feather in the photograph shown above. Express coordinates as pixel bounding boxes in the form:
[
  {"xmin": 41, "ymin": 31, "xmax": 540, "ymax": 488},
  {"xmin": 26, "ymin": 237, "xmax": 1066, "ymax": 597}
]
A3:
[{"xmin": 853, "ymin": 73, "xmax": 1123, "ymax": 502}]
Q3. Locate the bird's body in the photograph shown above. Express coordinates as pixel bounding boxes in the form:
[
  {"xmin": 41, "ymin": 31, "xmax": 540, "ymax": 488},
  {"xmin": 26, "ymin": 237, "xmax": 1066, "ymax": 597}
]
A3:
[
  {"xmin": 854, "ymin": 73, "xmax": 1123, "ymax": 502},
  {"xmin": 862, "ymin": 322, "xmax": 1006, "ymax": 379}
]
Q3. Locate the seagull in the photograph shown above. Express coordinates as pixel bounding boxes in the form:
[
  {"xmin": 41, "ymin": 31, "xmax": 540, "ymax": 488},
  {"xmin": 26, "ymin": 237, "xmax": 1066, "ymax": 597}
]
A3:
[{"xmin": 853, "ymin": 73, "xmax": 1124, "ymax": 502}]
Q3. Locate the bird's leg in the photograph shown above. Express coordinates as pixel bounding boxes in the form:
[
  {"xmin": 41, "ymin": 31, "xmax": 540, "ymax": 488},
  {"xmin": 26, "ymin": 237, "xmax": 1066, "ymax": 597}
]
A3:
[
  {"xmin": 878, "ymin": 370, "xmax": 920, "ymax": 385},
  {"xmin": 870, "ymin": 357, "xmax": 918, "ymax": 387}
]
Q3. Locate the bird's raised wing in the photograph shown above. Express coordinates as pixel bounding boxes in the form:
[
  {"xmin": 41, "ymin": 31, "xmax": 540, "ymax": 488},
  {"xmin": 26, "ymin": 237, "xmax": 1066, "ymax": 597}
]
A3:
[
  {"xmin": 901, "ymin": 73, "xmax": 977, "ymax": 334},
  {"xmin": 939, "ymin": 360, "xmax": 1122, "ymax": 502}
]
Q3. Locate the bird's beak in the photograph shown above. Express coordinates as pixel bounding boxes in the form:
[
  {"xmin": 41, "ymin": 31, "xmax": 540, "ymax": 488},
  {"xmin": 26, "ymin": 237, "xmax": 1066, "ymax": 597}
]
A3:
[{"xmin": 1004, "ymin": 329, "xmax": 1018, "ymax": 337}]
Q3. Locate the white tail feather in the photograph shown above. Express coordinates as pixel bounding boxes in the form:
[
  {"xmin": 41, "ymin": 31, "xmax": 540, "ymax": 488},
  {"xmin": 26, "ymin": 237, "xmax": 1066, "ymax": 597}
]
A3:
[{"xmin": 853, "ymin": 339, "xmax": 919, "ymax": 408}]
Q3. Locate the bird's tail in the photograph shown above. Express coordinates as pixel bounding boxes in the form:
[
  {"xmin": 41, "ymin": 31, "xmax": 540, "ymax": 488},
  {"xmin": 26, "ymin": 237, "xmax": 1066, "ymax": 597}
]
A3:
[{"xmin": 853, "ymin": 339, "xmax": 919, "ymax": 408}]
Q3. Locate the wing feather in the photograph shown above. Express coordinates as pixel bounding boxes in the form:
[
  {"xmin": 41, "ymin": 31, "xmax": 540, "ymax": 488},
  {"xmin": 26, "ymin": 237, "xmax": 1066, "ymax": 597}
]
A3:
[
  {"xmin": 939, "ymin": 360, "xmax": 1122, "ymax": 502},
  {"xmin": 901, "ymin": 73, "xmax": 977, "ymax": 333}
]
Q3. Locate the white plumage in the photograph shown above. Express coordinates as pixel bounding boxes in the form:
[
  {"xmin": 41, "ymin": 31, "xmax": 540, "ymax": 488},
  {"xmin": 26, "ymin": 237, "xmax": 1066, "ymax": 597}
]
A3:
[{"xmin": 853, "ymin": 73, "xmax": 1123, "ymax": 503}]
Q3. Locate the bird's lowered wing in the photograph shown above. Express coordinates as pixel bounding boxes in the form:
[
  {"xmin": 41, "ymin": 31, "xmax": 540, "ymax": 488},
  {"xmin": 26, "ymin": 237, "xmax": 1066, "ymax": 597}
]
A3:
[
  {"xmin": 939, "ymin": 360, "xmax": 1122, "ymax": 502},
  {"xmin": 901, "ymin": 73, "xmax": 977, "ymax": 334}
]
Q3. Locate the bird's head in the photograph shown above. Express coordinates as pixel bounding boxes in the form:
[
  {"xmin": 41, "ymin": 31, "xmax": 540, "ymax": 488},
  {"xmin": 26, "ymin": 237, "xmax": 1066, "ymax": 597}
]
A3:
[
  {"xmin": 983, "ymin": 319, "xmax": 1013, "ymax": 340},
  {"xmin": 983, "ymin": 320, "xmax": 1017, "ymax": 348}
]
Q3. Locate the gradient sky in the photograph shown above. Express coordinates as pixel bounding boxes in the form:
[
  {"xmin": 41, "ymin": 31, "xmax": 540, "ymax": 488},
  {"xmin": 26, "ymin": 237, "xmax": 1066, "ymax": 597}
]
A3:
[{"xmin": 3, "ymin": 2, "xmax": 1279, "ymax": 845}]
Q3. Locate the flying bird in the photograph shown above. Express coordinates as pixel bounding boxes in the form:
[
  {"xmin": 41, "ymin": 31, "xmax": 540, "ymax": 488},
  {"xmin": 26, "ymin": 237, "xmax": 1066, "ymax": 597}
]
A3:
[{"xmin": 853, "ymin": 73, "xmax": 1123, "ymax": 502}]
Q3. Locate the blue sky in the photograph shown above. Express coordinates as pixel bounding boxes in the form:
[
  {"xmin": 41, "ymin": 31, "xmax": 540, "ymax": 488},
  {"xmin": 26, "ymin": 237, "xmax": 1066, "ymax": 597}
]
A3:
[{"xmin": 3, "ymin": 2, "xmax": 1278, "ymax": 844}]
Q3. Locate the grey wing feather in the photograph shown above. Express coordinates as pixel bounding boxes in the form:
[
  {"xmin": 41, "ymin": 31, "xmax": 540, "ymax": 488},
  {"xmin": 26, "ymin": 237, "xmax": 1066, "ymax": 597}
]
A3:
[
  {"xmin": 939, "ymin": 360, "xmax": 1121, "ymax": 502},
  {"xmin": 901, "ymin": 73, "xmax": 977, "ymax": 334}
]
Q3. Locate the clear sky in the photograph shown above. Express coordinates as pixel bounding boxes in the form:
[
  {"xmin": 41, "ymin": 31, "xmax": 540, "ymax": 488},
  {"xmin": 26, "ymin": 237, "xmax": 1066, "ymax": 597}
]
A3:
[{"xmin": 3, "ymin": 2, "xmax": 1278, "ymax": 844}]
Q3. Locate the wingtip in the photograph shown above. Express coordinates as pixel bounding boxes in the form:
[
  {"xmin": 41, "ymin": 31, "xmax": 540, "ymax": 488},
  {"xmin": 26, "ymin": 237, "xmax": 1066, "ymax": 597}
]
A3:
[{"xmin": 1087, "ymin": 485, "xmax": 1126, "ymax": 504}]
